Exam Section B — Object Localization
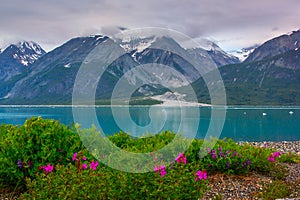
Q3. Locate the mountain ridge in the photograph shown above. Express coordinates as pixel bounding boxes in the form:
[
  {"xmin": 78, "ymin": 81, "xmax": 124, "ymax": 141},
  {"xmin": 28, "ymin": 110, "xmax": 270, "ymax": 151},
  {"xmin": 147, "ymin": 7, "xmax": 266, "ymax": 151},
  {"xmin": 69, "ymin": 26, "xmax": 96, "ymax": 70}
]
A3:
[
  {"xmin": 244, "ymin": 29, "xmax": 300, "ymax": 63},
  {"xmin": 0, "ymin": 29, "xmax": 299, "ymax": 105},
  {"xmin": 0, "ymin": 34, "xmax": 239, "ymax": 104},
  {"xmin": 190, "ymin": 30, "xmax": 300, "ymax": 105}
]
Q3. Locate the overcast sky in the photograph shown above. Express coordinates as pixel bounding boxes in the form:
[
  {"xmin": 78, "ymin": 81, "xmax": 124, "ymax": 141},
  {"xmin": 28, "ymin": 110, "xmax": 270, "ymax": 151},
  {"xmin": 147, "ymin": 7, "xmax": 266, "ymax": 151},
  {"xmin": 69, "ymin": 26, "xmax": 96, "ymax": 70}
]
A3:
[{"xmin": 0, "ymin": 0, "xmax": 299, "ymax": 52}]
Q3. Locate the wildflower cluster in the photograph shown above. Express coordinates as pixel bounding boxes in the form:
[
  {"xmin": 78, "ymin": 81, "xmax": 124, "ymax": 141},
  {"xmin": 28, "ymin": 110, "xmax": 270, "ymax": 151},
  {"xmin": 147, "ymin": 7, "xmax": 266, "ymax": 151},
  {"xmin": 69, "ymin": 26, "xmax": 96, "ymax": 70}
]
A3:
[
  {"xmin": 40, "ymin": 164, "xmax": 54, "ymax": 175},
  {"xmin": 242, "ymin": 159, "xmax": 252, "ymax": 167},
  {"xmin": 175, "ymin": 153, "xmax": 187, "ymax": 164},
  {"xmin": 207, "ymin": 147, "xmax": 235, "ymax": 160},
  {"xmin": 154, "ymin": 165, "xmax": 167, "ymax": 177},
  {"xmin": 268, "ymin": 151, "xmax": 281, "ymax": 162},
  {"xmin": 154, "ymin": 153, "xmax": 189, "ymax": 177},
  {"xmin": 195, "ymin": 170, "xmax": 207, "ymax": 181},
  {"xmin": 154, "ymin": 153, "xmax": 207, "ymax": 183},
  {"xmin": 205, "ymin": 147, "xmax": 252, "ymax": 174},
  {"xmin": 90, "ymin": 161, "xmax": 99, "ymax": 170},
  {"xmin": 154, "ymin": 153, "xmax": 187, "ymax": 177},
  {"xmin": 72, "ymin": 152, "xmax": 98, "ymax": 171}
]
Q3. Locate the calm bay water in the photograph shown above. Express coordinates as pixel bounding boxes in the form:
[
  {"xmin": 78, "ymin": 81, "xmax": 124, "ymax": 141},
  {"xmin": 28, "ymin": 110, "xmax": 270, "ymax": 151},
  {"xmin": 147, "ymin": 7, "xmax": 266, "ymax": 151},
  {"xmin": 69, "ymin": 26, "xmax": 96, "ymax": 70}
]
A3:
[{"xmin": 0, "ymin": 106, "xmax": 299, "ymax": 142}]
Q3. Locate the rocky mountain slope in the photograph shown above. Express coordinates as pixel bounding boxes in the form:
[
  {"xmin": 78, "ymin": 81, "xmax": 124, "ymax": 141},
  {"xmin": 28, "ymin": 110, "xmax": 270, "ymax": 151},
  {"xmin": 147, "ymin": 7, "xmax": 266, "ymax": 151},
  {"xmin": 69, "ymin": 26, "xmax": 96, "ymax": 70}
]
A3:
[
  {"xmin": 1, "ymin": 29, "xmax": 299, "ymax": 105},
  {"xmin": 0, "ymin": 35, "xmax": 239, "ymax": 104},
  {"xmin": 0, "ymin": 41, "xmax": 45, "ymax": 97},
  {"xmin": 245, "ymin": 29, "xmax": 300, "ymax": 63},
  {"xmin": 191, "ymin": 30, "xmax": 300, "ymax": 105}
]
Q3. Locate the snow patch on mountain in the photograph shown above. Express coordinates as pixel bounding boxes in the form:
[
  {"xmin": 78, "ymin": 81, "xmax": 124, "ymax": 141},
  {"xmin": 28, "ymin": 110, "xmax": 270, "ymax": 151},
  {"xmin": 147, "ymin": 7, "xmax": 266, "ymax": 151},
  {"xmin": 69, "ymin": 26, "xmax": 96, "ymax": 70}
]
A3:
[
  {"xmin": 15, "ymin": 41, "xmax": 45, "ymax": 55},
  {"xmin": 197, "ymin": 39, "xmax": 223, "ymax": 52},
  {"xmin": 64, "ymin": 63, "xmax": 71, "ymax": 68},
  {"xmin": 228, "ymin": 45, "xmax": 259, "ymax": 62},
  {"xmin": 9, "ymin": 41, "xmax": 46, "ymax": 66},
  {"xmin": 119, "ymin": 36, "xmax": 157, "ymax": 53},
  {"xmin": 188, "ymin": 39, "xmax": 239, "ymax": 62},
  {"xmin": 286, "ymin": 29, "xmax": 300, "ymax": 36}
]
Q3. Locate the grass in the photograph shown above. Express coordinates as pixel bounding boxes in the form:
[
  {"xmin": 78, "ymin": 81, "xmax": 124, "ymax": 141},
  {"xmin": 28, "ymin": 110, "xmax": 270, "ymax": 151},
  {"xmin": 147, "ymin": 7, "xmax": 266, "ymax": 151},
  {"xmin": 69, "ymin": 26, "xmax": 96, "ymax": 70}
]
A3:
[{"xmin": 0, "ymin": 117, "xmax": 299, "ymax": 199}]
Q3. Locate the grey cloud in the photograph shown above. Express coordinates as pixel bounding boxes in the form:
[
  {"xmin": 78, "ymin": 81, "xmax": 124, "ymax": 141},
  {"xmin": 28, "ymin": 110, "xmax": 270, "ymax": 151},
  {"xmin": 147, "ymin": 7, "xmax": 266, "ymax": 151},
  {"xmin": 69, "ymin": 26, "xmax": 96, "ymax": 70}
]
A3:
[{"xmin": 0, "ymin": 0, "xmax": 299, "ymax": 51}]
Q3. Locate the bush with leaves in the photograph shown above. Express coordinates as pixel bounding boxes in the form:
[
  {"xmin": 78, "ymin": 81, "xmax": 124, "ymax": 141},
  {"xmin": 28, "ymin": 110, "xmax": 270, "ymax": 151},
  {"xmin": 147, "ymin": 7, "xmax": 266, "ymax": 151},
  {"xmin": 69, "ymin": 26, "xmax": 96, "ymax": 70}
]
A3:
[
  {"xmin": 0, "ymin": 117, "xmax": 86, "ymax": 188},
  {"xmin": 22, "ymin": 153, "xmax": 208, "ymax": 199}
]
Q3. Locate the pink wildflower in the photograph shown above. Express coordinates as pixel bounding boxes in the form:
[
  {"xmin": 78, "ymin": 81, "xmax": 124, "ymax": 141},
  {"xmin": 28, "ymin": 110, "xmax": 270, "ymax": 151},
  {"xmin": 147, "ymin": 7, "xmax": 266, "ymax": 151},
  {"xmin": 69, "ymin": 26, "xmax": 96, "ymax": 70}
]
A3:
[
  {"xmin": 154, "ymin": 165, "xmax": 167, "ymax": 177},
  {"xmin": 160, "ymin": 169, "xmax": 167, "ymax": 177},
  {"xmin": 268, "ymin": 151, "xmax": 281, "ymax": 162},
  {"xmin": 42, "ymin": 164, "xmax": 54, "ymax": 174},
  {"xmin": 154, "ymin": 165, "xmax": 165, "ymax": 171},
  {"xmin": 268, "ymin": 156, "xmax": 275, "ymax": 162},
  {"xmin": 175, "ymin": 153, "xmax": 187, "ymax": 164},
  {"xmin": 82, "ymin": 157, "xmax": 87, "ymax": 161},
  {"xmin": 82, "ymin": 163, "xmax": 87, "ymax": 170},
  {"xmin": 195, "ymin": 170, "xmax": 207, "ymax": 181},
  {"xmin": 272, "ymin": 151, "xmax": 281, "ymax": 158},
  {"xmin": 90, "ymin": 161, "xmax": 99, "ymax": 170},
  {"xmin": 72, "ymin": 153, "xmax": 77, "ymax": 161}
]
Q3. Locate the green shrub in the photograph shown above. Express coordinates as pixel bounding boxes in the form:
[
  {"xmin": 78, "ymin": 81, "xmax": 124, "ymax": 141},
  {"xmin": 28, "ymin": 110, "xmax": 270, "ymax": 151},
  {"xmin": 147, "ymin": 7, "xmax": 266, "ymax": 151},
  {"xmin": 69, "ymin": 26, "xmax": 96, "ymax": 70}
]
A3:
[
  {"xmin": 108, "ymin": 131, "xmax": 176, "ymax": 153},
  {"xmin": 1, "ymin": 118, "xmax": 296, "ymax": 198},
  {"xmin": 255, "ymin": 180, "xmax": 292, "ymax": 199},
  {"xmin": 191, "ymin": 138, "xmax": 283, "ymax": 175},
  {"xmin": 0, "ymin": 117, "xmax": 86, "ymax": 188},
  {"xmin": 279, "ymin": 152, "xmax": 300, "ymax": 163},
  {"xmin": 199, "ymin": 139, "xmax": 253, "ymax": 174},
  {"xmin": 22, "ymin": 156, "xmax": 208, "ymax": 199}
]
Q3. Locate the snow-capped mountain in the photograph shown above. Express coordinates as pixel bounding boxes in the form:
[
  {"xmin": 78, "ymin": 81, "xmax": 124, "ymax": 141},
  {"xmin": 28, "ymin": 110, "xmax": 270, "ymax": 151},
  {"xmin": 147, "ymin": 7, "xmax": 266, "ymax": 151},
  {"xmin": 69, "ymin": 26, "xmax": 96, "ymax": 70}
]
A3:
[
  {"xmin": 189, "ymin": 39, "xmax": 240, "ymax": 66},
  {"xmin": 117, "ymin": 36, "xmax": 240, "ymax": 67},
  {"xmin": 228, "ymin": 45, "xmax": 259, "ymax": 62},
  {"xmin": 12, "ymin": 41, "xmax": 46, "ymax": 66},
  {"xmin": 244, "ymin": 29, "xmax": 300, "ymax": 63},
  {"xmin": 192, "ymin": 29, "xmax": 300, "ymax": 105},
  {"xmin": 1, "ymin": 41, "xmax": 46, "ymax": 66},
  {"xmin": 2, "ymin": 29, "xmax": 299, "ymax": 105},
  {"xmin": 0, "ymin": 40, "xmax": 46, "ymax": 97},
  {"xmin": 1, "ymin": 34, "xmax": 238, "ymax": 104},
  {"xmin": 119, "ymin": 35, "xmax": 157, "ymax": 54}
]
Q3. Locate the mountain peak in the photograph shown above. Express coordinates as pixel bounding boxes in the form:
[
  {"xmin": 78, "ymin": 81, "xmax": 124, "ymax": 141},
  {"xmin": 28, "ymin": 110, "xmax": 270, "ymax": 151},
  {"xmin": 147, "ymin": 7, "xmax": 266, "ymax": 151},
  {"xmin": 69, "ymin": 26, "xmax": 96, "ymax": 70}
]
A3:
[
  {"xmin": 285, "ymin": 29, "xmax": 300, "ymax": 36},
  {"xmin": 245, "ymin": 29, "xmax": 300, "ymax": 63},
  {"xmin": 1, "ymin": 40, "xmax": 46, "ymax": 66},
  {"xmin": 118, "ymin": 35, "xmax": 157, "ymax": 53},
  {"xmin": 13, "ymin": 41, "xmax": 46, "ymax": 56},
  {"xmin": 195, "ymin": 39, "xmax": 222, "ymax": 51}
]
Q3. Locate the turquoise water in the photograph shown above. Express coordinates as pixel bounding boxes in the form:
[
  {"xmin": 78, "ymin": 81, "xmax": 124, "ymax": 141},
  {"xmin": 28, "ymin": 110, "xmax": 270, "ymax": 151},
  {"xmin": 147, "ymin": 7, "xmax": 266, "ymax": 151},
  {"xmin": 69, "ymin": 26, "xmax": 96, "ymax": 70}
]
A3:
[{"xmin": 0, "ymin": 106, "xmax": 299, "ymax": 142}]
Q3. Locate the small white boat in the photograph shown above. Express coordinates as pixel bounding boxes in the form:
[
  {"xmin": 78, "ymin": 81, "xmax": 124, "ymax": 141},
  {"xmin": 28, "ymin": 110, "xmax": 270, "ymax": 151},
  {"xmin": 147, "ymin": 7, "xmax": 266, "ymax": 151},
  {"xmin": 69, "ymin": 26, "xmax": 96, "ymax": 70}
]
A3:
[
  {"xmin": 289, "ymin": 111, "xmax": 294, "ymax": 115},
  {"xmin": 262, "ymin": 112, "xmax": 267, "ymax": 116}
]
